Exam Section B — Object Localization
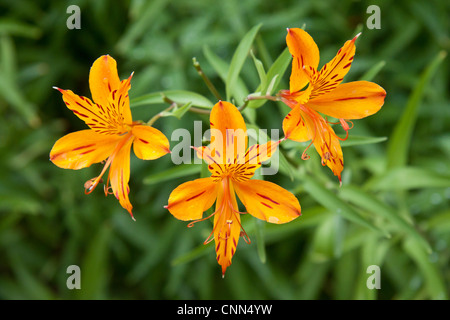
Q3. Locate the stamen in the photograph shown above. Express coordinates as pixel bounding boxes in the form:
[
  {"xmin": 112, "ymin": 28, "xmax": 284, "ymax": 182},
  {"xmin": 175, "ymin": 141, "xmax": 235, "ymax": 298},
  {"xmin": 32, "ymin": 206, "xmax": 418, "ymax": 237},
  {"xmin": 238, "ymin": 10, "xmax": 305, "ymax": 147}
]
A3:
[
  {"xmin": 103, "ymin": 184, "xmax": 114, "ymax": 196},
  {"xmin": 84, "ymin": 177, "xmax": 102, "ymax": 194},
  {"xmin": 83, "ymin": 132, "xmax": 133, "ymax": 196},
  {"xmin": 301, "ymin": 139, "xmax": 314, "ymax": 160},
  {"xmin": 228, "ymin": 198, "xmax": 251, "ymax": 245},
  {"xmin": 187, "ymin": 209, "xmax": 218, "ymax": 228}
]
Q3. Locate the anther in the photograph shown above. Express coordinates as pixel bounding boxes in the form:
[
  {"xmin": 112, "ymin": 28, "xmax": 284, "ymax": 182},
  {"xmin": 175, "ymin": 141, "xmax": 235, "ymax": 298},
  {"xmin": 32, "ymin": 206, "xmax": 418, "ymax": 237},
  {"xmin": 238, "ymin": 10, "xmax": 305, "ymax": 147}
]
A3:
[{"xmin": 84, "ymin": 177, "xmax": 102, "ymax": 194}]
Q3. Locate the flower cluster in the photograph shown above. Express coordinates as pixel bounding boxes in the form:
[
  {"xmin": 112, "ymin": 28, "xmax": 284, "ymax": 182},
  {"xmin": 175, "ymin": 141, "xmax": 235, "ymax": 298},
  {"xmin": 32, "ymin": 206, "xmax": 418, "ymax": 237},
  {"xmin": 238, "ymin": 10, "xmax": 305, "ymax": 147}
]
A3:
[{"xmin": 50, "ymin": 28, "xmax": 385, "ymax": 275}]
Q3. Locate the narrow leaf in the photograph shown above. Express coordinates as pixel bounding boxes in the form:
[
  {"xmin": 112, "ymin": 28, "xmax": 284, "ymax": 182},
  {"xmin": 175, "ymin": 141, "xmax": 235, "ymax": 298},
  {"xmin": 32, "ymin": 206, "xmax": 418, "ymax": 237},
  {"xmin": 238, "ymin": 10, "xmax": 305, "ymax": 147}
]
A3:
[
  {"xmin": 302, "ymin": 175, "xmax": 389, "ymax": 237},
  {"xmin": 339, "ymin": 135, "xmax": 387, "ymax": 147},
  {"xmin": 250, "ymin": 50, "xmax": 267, "ymax": 91},
  {"xmin": 365, "ymin": 166, "xmax": 450, "ymax": 191},
  {"xmin": 131, "ymin": 90, "xmax": 213, "ymax": 109},
  {"xmin": 248, "ymin": 47, "xmax": 292, "ymax": 109},
  {"xmin": 387, "ymin": 50, "xmax": 447, "ymax": 168},
  {"xmin": 144, "ymin": 164, "xmax": 202, "ymax": 185},
  {"xmin": 226, "ymin": 23, "xmax": 262, "ymax": 101},
  {"xmin": 359, "ymin": 60, "xmax": 386, "ymax": 82},
  {"xmin": 339, "ymin": 185, "xmax": 432, "ymax": 253},
  {"xmin": 203, "ymin": 45, "xmax": 248, "ymax": 103},
  {"xmin": 403, "ymin": 237, "xmax": 448, "ymax": 299}
]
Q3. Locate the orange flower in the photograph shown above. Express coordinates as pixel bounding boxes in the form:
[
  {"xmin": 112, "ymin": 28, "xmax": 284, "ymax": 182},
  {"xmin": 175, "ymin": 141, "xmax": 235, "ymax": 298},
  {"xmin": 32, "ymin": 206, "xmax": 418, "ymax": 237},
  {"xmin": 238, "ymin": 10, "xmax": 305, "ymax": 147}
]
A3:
[
  {"xmin": 166, "ymin": 101, "xmax": 301, "ymax": 276},
  {"xmin": 50, "ymin": 55, "xmax": 170, "ymax": 220},
  {"xmin": 280, "ymin": 28, "xmax": 386, "ymax": 182}
]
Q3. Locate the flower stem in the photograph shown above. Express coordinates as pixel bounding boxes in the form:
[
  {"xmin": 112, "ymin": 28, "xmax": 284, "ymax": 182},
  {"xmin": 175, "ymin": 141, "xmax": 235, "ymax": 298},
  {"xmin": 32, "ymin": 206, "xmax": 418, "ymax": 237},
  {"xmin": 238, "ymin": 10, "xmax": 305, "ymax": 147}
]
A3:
[
  {"xmin": 193, "ymin": 57, "xmax": 222, "ymax": 101},
  {"xmin": 238, "ymin": 94, "xmax": 280, "ymax": 112},
  {"xmin": 147, "ymin": 95, "xmax": 176, "ymax": 126}
]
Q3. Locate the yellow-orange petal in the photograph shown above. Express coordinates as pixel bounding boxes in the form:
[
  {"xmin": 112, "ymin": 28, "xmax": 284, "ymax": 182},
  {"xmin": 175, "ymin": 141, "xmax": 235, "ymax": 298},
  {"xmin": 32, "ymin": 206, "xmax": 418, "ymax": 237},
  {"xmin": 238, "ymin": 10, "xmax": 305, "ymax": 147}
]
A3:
[
  {"xmin": 166, "ymin": 177, "xmax": 219, "ymax": 221},
  {"xmin": 307, "ymin": 34, "xmax": 359, "ymax": 99},
  {"xmin": 108, "ymin": 135, "xmax": 134, "ymax": 217},
  {"xmin": 209, "ymin": 101, "xmax": 247, "ymax": 163},
  {"xmin": 214, "ymin": 177, "xmax": 241, "ymax": 277},
  {"xmin": 286, "ymin": 28, "xmax": 320, "ymax": 93},
  {"xmin": 233, "ymin": 179, "xmax": 301, "ymax": 224},
  {"xmin": 89, "ymin": 55, "xmax": 121, "ymax": 108},
  {"xmin": 106, "ymin": 74, "xmax": 134, "ymax": 125},
  {"xmin": 54, "ymin": 87, "xmax": 126, "ymax": 135},
  {"xmin": 50, "ymin": 129, "xmax": 121, "ymax": 169},
  {"xmin": 282, "ymin": 104, "xmax": 309, "ymax": 142},
  {"xmin": 306, "ymin": 81, "xmax": 386, "ymax": 119},
  {"xmin": 131, "ymin": 125, "xmax": 170, "ymax": 160},
  {"xmin": 303, "ymin": 110, "xmax": 344, "ymax": 180},
  {"xmin": 245, "ymin": 140, "xmax": 280, "ymax": 165},
  {"xmin": 194, "ymin": 146, "xmax": 218, "ymax": 165}
]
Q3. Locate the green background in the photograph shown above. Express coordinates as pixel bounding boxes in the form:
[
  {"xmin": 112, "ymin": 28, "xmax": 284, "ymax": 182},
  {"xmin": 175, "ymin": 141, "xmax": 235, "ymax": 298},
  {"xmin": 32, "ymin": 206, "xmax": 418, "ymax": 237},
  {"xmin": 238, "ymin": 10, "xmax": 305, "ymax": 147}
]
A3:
[{"xmin": 0, "ymin": 0, "xmax": 449, "ymax": 299}]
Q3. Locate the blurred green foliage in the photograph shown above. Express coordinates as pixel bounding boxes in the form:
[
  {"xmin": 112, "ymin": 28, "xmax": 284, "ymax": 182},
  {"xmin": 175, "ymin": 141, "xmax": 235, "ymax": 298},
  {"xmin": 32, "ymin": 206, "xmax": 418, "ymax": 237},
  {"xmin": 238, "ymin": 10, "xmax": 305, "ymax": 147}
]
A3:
[{"xmin": 0, "ymin": 0, "xmax": 449, "ymax": 300}]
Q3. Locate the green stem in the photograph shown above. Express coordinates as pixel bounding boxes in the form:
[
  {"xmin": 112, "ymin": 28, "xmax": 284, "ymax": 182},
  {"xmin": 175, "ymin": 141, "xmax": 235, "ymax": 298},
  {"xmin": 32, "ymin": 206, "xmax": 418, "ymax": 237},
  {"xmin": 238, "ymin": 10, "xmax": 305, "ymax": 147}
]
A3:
[
  {"xmin": 193, "ymin": 57, "xmax": 222, "ymax": 101},
  {"xmin": 146, "ymin": 103, "xmax": 176, "ymax": 126}
]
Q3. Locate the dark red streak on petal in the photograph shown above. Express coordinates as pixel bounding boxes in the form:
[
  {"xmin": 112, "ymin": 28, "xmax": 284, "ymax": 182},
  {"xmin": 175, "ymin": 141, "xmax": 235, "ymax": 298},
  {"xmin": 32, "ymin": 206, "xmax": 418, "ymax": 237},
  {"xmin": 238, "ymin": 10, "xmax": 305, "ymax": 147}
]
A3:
[
  {"xmin": 260, "ymin": 202, "xmax": 273, "ymax": 209},
  {"xmin": 72, "ymin": 144, "xmax": 96, "ymax": 151},
  {"xmin": 334, "ymin": 96, "xmax": 367, "ymax": 101},
  {"xmin": 80, "ymin": 149, "xmax": 95, "ymax": 155},
  {"xmin": 257, "ymin": 193, "xmax": 280, "ymax": 205},
  {"xmin": 343, "ymin": 62, "xmax": 352, "ymax": 69},
  {"xmin": 186, "ymin": 190, "xmax": 206, "ymax": 202},
  {"xmin": 71, "ymin": 109, "xmax": 89, "ymax": 118}
]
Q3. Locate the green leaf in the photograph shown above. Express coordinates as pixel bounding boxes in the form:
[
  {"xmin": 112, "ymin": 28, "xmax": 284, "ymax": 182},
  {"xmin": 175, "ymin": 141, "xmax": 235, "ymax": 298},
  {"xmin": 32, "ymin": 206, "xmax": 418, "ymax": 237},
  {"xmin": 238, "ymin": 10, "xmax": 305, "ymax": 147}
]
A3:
[
  {"xmin": 339, "ymin": 135, "xmax": 388, "ymax": 147},
  {"xmin": 364, "ymin": 166, "xmax": 450, "ymax": 191},
  {"xmin": 403, "ymin": 237, "xmax": 448, "ymax": 299},
  {"xmin": 203, "ymin": 45, "xmax": 248, "ymax": 104},
  {"xmin": 0, "ymin": 69, "xmax": 40, "ymax": 127},
  {"xmin": 171, "ymin": 242, "xmax": 213, "ymax": 266},
  {"xmin": 131, "ymin": 90, "xmax": 213, "ymax": 109},
  {"xmin": 226, "ymin": 23, "xmax": 262, "ymax": 101},
  {"xmin": 143, "ymin": 164, "xmax": 202, "ymax": 185},
  {"xmin": 161, "ymin": 102, "xmax": 192, "ymax": 119},
  {"xmin": 386, "ymin": 50, "xmax": 447, "ymax": 168},
  {"xmin": 248, "ymin": 47, "xmax": 292, "ymax": 109},
  {"xmin": 302, "ymin": 175, "xmax": 390, "ymax": 237},
  {"xmin": 116, "ymin": 0, "xmax": 169, "ymax": 53},
  {"xmin": 310, "ymin": 215, "xmax": 341, "ymax": 262},
  {"xmin": 359, "ymin": 60, "xmax": 386, "ymax": 82},
  {"xmin": 250, "ymin": 50, "xmax": 267, "ymax": 91},
  {"xmin": 339, "ymin": 185, "xmax": 432, "ymax": 254},
  {"xmin": 264, "ymin": 47, "xmax": 291, "ymax": 93},
  {"xmin": 423, "ymin": 210, "xmax": 450, "ymax": 233},
  {"xmin": 254, "ymin": 219, "xmax": 266, "ymax": 264},
  {"xmin": 0, "ymin": 18, "xmax": 41, "ymax": 38},
  {"xmin": 78, "ymin": 223, "xmax": 112, "ymax": 299}
]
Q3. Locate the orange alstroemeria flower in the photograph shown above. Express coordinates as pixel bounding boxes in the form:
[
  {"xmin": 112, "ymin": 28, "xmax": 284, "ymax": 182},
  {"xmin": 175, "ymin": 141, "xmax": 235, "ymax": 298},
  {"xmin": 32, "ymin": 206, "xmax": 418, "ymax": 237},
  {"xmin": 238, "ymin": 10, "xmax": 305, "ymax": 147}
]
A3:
[
  {"xmin": 166, "ymin": 101, "xmax": 301, "ymax": 276},
  {"xmin": 50, "ymin": 55, "xmax": 170, "ymax": 220},
  {"xmin": 280, "ymin": 28, "xmax": 386, "ymax": 182}
]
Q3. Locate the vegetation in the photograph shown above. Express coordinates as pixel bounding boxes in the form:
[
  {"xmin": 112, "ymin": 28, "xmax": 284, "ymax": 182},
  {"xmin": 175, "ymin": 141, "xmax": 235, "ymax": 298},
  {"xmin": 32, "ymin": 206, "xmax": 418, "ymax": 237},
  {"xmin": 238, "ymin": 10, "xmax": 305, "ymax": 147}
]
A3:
[{"xmin": 0, "ymin": 0, "xmax": 449, "ymax": 299}]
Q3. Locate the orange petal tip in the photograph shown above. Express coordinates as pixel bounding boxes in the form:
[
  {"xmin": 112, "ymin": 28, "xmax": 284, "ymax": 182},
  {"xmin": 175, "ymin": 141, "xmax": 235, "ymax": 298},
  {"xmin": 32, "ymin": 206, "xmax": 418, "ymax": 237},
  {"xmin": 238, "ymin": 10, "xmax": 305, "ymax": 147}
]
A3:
[{"xmin": 352, "ymin": 32, "xmax": 362, "ymax": 42}]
